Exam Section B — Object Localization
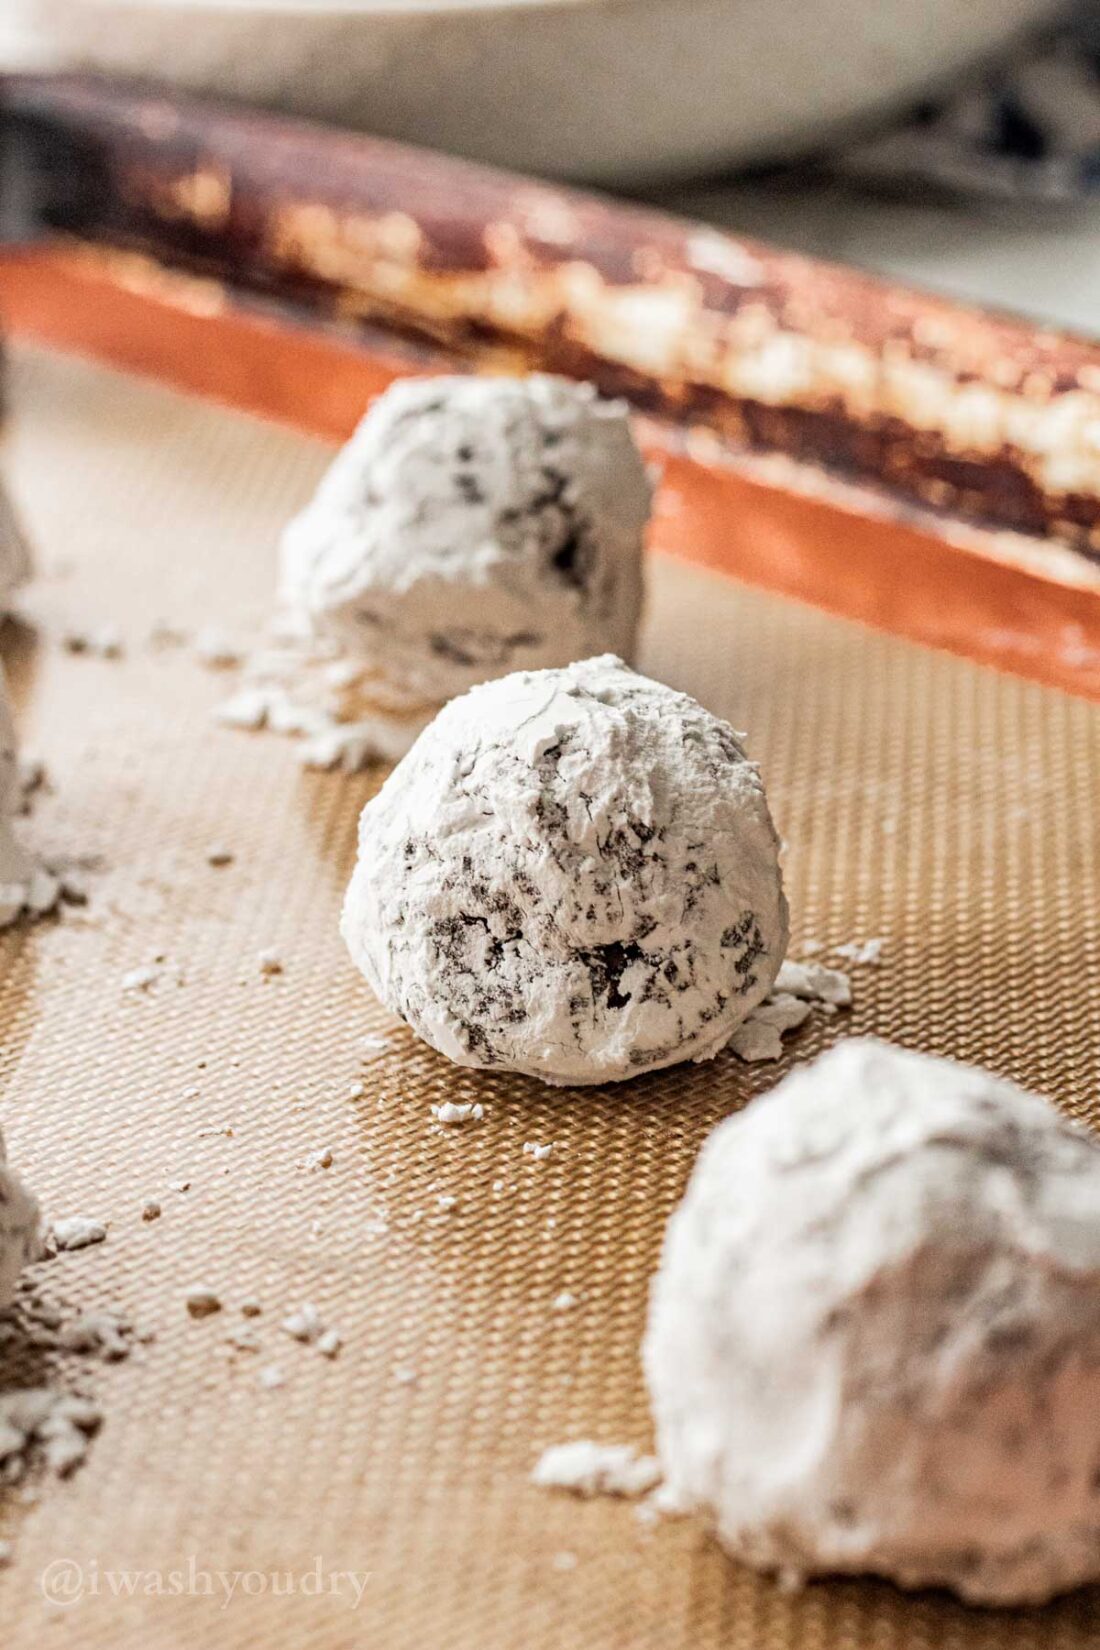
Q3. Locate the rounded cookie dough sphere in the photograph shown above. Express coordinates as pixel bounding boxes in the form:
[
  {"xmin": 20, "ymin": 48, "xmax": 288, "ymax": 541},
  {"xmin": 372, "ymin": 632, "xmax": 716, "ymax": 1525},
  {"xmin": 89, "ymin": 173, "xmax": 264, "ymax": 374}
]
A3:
[
  {"xmin": 644, "ymin": 1038, "xmax": 1100, "ymax": 1606},
  {"xmin": 0, "ymin": 1127, "xmax": 40, "ymax": 1308},
  {"xmin": 342, "ymin": 654, "xmax": 788, "ymax": 1086},
  {"xmin": 279, "ymin": 375, "xmax": 651, "ymax": 713}
]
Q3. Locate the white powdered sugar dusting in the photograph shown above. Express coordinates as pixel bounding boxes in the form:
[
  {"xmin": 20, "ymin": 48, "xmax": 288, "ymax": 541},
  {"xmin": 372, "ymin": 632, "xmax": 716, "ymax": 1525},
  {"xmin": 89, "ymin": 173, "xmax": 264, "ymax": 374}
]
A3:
[{"xmin": 532, "ymin": 1441, "xmax": 662, "ymax": 1500}]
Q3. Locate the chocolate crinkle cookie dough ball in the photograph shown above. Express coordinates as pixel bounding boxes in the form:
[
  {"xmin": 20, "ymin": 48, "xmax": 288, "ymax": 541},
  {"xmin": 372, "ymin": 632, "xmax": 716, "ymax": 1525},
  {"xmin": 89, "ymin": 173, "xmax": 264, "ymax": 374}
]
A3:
[
  {"xmin": 0, "ymin": 1126, "xmax": 40, "ymax": 1308},
  {"xmin": 644, "ymin": 1038, "xmax": 1100, "ymax": 1606},
  {"xmin": 342, "ymin": 655, "xmax": 788, "ymax": 1086},
  {"xmin": 279, "ymin": 375, "xmax": 651, "ymax": 713}
]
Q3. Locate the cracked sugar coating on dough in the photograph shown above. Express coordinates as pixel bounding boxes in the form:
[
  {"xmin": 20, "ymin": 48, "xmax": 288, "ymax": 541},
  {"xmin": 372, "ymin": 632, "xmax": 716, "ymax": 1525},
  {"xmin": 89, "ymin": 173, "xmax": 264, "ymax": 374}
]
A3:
[
  {"xmin": 279, "ymin": 375, "xmax": 651, "ymax": 708},
  {"xmin": 342, "ymin": 655, "xmax": 787, "ymax": 1086},
  {"xmin": 0, "ymin": 1127, "xmax": 41, "ymax": 1309},
  {"xmin": 644, "ymin": 1039, "xmax": 1100, "ymax": 1606}
]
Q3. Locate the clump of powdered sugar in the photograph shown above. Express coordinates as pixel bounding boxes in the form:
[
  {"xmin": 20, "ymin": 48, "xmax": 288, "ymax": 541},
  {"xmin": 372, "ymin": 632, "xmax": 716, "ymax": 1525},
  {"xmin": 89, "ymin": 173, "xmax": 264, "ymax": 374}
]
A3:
[
  {"xmin": 833, "ymin": 937, "xmax": 885, "ymax": 967},
  {"xmin": 61, "ymin": 627, "xmax": 123, "ymax": 660},
  {"xmin": 772, "ymin": 958, "xmax": 851, "ymax": 1007},
  {"xmin": 343, "ymin": 655, "xmax": 787, "ymax": 1086},
  {"xmin": 0, "ymin": 1389, "xmax": 102, "ymax": 1481},
  {"xmin": 728, "ymin": 959, "xmax": 854, "ymax": 1064},
  {"xmin": 432, "ymin": 1102, "xmax": 483, "ymax": 1125},
  {"xmin": 214, "ymin": 628, "xmax": 432, "ymax": 770},
  {"xmin": 532, "ymin": 1442, "xmax": 662, "ymax": 1500},
  {"xmin": 47, "ymin": 1217, "xmax": 106, "ymax": 1254},
  {"xmin": 645, "ymin": 1039, "xmax": 1100, "ymax": 1606},
  {"xmin": 0, "ymin": 1261, "xmax": 149, "ymax": 1500}
]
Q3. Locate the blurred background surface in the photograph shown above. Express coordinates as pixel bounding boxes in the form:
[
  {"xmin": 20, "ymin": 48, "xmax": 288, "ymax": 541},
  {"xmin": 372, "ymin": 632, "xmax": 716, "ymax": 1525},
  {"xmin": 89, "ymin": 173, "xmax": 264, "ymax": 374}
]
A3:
[{"xmin": 4, "ymin": 0, "xmax": 1099, "ymax": 330}]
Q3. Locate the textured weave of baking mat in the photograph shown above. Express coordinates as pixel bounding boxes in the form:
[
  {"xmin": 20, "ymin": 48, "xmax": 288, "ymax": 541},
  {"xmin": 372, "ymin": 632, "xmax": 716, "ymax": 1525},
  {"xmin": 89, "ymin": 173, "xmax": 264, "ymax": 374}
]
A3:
[{"xmin": 0, "ymin": 341, "xmax": 1097, "ymax": 1649}]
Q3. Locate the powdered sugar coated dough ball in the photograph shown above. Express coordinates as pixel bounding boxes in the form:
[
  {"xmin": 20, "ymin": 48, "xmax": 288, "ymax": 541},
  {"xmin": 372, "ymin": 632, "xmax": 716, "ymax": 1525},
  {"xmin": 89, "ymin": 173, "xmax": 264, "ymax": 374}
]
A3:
[
  {"xmin": 0, "ymin": 1126, "xmax": 40, "ymax": 1307},
  {"xmin": 279, "ymin": 374, "xmax": 651, "ymax": 708},
  {"xmin": 342, "ymin": 655, "xmax": 788, "ymax": 1086},
  {"xmin": 0, "ymin": 482, "xmax": 30, "ymax": 617},
  {"xmin": 644, "ymin": 1039, "xmax": 1100, "ymax": 1605},
  {"xmin": 0, "ymin": 662, "xmax": 37, "ymax": 921}
]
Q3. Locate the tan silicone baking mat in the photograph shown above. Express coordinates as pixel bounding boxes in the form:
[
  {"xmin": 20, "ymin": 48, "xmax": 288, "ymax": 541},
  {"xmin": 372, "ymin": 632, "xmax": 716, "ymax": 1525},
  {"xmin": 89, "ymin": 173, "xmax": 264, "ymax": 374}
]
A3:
[{"xmin": 0, "ymin": 343, "xmax": 1098, "ymax": 1648}]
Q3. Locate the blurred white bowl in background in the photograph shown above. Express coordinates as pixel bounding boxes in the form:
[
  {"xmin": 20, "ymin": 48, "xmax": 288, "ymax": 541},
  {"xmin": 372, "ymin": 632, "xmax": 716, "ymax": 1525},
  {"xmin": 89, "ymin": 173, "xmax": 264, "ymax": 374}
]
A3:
[{"xmin": 3, "ymin": 0, "xmax": 1065, "ymax": 185}]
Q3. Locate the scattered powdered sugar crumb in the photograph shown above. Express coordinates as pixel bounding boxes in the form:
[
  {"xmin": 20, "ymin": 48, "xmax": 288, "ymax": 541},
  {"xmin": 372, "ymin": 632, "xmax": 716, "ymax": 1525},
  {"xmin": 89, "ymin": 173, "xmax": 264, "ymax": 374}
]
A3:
[
  {"xmin": 301, "ymin": 1147, "xmax": 334, "ymax": 1171},
  {"xmin": 317, "ymin": 1329, "xmax": 342, "ymax": 1359},
  {"xmin": 281, "ymin": 1303, "xmax": 322, "ymax": 1344},
  {"xmin": 148, "ymin": 621, "xmax": 188, "ymax": 650},
  {"xmin": 15, "ymin": 865, "xmax": 63, "ymax": 922},
  {"xmin": 121, "ymin": 964, "xmax": 161, "ymax": 993},
  {"xmin": 729, "ymin": 958, "xmax": 855, "ymax": 1065},
  {"xmin": 167, "ymin": 1179, "xmax": 191, "ymax": 1194},
  {"xmin": 184, "ymin": 1287, "xmax": 222, "ymax": 1319},
  {"xmin": 634, "ymin": 1482, "xmax": 693, "ymax": 1528},
  {"xmin": 258, "ymin": 949, "xmax": 283, "ymax": 976},
  {"xmin": 833, "ymin": 937, "xmax": 886, "ymax": 967},
  {"xmin": 62, "ymin": 626, "xmax": 123, "ymax": 660},
  {"xmin": 300, "ymin": 719, "xmax": 421, "ymax": 771},
  {"xmin": 258, "ymin": 1364, "xmax": 285, "ymax": 1391},
  {"xmin": 226, "ymin": 1329, "xmax": 259, "ymax": 1354},
  {"xmin": 216, "ymin": 688, "xmax": 272, "ymax": 730},
  {"xmin": 393, "ymin": 1364, "xmax": 418, "ymax": 1386},
  {"xmin": 773, "ymin": 959, "xmax": 852, "ymax": 1008},
  {"xmin": 750, "ymin": 993, "xmax": 814, "ymax": 1036},
  {"xmin": 0, "ymin": 1389, "xmax": 103, "ymax": 1480},
  {"xmin": 49, "ymin": 1217, "xmax": 107, "ymax": 1253},
  {"xmin": 207, "ymin": 619, "xmax": 425, "ymax": 771},
  {"xmin": 56, "ymin": 1310, "xmax": 134, "ymax": 1362},
  {"xmin": 193, "ymin": 627, "xmax": 243, "ymax": 669},
  {"xmin": 360, "ymin": 1034, "xmax": 393, "ymax": 1060},
  {"xmin": 523, "ymin": 1142, "xmax": 553, "ymax": 1161},
  {"xmin": 551, "ymin": 1292, "xmax": 577, "ymax": 1312},
  {"xmin": 432, "ymin": 1102, "xmax": 484, "ymax": 1125},
  {"xmin": 5, "ymin": 1277, "xmax": 148, "ymax": 1376},
  {"xmin": 637, "ymin": 1480, "xmax": 692, "ymax": 1526},
  {"xmin": 436, "ymin": 1194, "xmax": 458, "ymax": 1212},
  {"xmin": 531, "ymin": 1441, "xmax": 662, "ymax": 1499},
  {"xmin": 728, "ymin": 1018, "xmax": 783, "ymax": 1064}
]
